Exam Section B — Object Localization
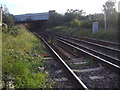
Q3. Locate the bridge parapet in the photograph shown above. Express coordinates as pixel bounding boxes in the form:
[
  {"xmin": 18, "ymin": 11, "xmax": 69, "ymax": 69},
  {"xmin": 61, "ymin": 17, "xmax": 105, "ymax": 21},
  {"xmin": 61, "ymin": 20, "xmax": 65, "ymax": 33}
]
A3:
[{"xmin": 14, "ymin": 12, "xmax": 49, "ymax": 22}]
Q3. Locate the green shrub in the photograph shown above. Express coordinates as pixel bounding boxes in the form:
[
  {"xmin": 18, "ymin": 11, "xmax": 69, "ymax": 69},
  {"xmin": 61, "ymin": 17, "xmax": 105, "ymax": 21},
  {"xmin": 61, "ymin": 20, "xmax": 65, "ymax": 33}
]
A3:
[
  {"xmin": 15, "ymin": 72, "xmax": 46, "ymax": 88},
  {"xmin": 52, "ymin": 26, "xmax": 68, "ymax": 32},
  {"xmin": 81, "ymin": 21, "xmax": 92, "ymax": 28},
  {"xmin": 70, "ymin": 19, "xmax": 81, "ymax": 28}
]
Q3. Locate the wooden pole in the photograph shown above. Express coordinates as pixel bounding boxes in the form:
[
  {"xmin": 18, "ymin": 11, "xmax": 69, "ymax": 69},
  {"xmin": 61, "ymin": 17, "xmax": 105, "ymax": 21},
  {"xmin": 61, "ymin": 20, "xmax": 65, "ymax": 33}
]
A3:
[
  {"xmin": 0, "ymin": 5, "xmax": 2, "ymax": 30},
  {"xmin": 0, "ymin": 5, "xmax": 2, "ymax": 89}
]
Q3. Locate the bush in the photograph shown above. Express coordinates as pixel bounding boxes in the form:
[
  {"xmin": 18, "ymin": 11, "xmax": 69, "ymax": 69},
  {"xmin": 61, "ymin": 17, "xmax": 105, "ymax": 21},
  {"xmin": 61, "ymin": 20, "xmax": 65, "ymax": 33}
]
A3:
[
  {"xmin": 70, "ymin": 19, "xmax": 81, "ymax": 28},
  {"xmin": 46, "ymin": 25, "xmax": 69, "ymax": 32},
  {"xmin": 81, "ymin": 21, "xmax": 92, "ymax": 28},
  {"xmin": 15, "ymin": 72, "xmax": 47, "ymax": 88},
  {"xmin": 10, "ymin": 28, "xmax": 20, "ymax": 37}
]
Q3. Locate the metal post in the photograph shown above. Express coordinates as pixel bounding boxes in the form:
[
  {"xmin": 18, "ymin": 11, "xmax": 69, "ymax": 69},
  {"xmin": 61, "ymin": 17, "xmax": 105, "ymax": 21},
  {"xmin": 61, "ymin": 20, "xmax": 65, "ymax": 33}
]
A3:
[
  {"xmin": 119, "ymin": 1, "xmax": 120, "ymax": 13},
  {"xmin": 104, "ymin": 10, "xmax": 107, "ymax": 30},
  {"xmin": 103, "ymin": 5, "xmax": 107, "ymax": 30}
]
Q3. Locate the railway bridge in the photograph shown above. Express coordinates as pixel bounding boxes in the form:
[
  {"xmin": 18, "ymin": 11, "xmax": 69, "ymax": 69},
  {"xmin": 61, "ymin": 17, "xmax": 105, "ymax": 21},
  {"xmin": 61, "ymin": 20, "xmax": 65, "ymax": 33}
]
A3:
[
  {"xmin": 14, "ymin": 10, "xmax": 55, "ymax": 32},
  {"xmin": 14, "ymin": 10, "xmax": 55, "ymax": 23}
]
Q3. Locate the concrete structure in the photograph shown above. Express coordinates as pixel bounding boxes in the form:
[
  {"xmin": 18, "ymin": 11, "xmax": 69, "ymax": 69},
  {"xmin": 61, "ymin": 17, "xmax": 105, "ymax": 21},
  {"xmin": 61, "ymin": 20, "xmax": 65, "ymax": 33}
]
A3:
[
  {"xmin": 14, "ymin": 10, "xmax": 56, "ymax": 22},
  {"xmin": 14, "ymin": 12, "xmax": 49, "ymax": 22},
  {"xmin": 92, "ymin": 22, "xmax": 99, "ymax": 33}
]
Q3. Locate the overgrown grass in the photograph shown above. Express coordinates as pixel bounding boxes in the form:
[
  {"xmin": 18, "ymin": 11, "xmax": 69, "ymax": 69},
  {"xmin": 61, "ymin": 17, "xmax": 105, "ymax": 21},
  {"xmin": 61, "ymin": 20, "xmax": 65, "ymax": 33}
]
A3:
[
  {"xmin": 2, "ymin": 28, "xmax": 54, "ymax": 88},
  {"xmin": 46, "ymin": 25, "xmax": 118, "ymax": 42},
  {"xmin": 89, "ymin": 29, "xmax": 118, "ymax": 42},
  {"xmin": 0, "ymin": 30, "xmax": 2, "ymax": 89}
]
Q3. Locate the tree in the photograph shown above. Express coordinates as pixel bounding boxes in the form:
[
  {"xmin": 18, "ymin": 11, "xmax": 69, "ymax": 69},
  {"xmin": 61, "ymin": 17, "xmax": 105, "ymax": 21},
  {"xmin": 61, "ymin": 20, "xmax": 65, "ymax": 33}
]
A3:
[
  {"xmin": 47, "ymin": 12, "xmax": 64, "ymax": 27},
  {"xmin": 103, "ymin": 0, "xmax": 117, "ymax": 30},
  {"xmin": 88, "ymin": 13, "xmax": 104, "ymax": 29},
  {"xmin": 2, "ymin": 5, "xmax": 15, "ymax": 28},
  {"xmin": 64, "ymin": 9, "xmax": 85, "ymax": 22}
]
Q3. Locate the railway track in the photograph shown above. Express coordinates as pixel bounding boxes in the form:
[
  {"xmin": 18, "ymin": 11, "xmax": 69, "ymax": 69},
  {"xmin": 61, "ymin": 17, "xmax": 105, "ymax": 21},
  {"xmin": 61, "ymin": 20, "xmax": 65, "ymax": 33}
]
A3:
[
  {"xmin": 55, "ymin": 33, "xmax": 119, "ymax": 49},
  {"xmin": 56, "ymin": 39, "xmax": 120, "ymax": 73},
  {"xmin": 34, "ymin": 32, "xmax": 88, "ymax": 89},
  {"xmin": 56, "ymin": 35, "xmax": 119, "ymax": 56},
  {"xmin": 50, "ymin": 33, "xmax": 119, "ymax": 58},
  {"xmin": 43, "ymin": 32, "xmax": 120, "ymax": 73},
  {"xmin": 35, "ymin": 32, "xmax": 120, "ymax": 88}
]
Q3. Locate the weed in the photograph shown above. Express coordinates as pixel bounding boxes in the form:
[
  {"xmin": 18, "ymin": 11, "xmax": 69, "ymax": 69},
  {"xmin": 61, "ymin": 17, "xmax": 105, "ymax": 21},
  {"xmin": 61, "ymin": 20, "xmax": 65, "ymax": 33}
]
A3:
[
  {"xmin": 2, "ymin": 27, "xmax": 54, "ymax": 88},
  {"xmin": 76, "ymin": 59, "xmax": 93, "ymax": 67}
]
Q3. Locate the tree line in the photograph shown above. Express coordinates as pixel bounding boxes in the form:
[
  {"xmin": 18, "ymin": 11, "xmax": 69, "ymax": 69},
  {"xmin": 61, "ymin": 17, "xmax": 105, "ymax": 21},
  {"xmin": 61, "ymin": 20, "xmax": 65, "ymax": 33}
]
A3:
[
  {"xmin": 2, "ymin": 0, "xmax": 119, "ymax": 31},
  {"xmin": 46, "ymin": 0, "xmax": 118, "ymax": 30}
]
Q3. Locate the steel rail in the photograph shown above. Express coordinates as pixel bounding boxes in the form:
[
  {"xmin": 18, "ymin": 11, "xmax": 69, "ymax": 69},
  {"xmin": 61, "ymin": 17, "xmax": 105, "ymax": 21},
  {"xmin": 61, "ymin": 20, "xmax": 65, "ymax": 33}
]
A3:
[
  {"xmin": 40, "ymin": 32, "xmax": 120, "ymax": 65},
  {"xmin": 35, "ymin": 33, "xmax": 88, "ymax": 89},
  {"xmin": 83, "ymin": 37, "xmax": 119, "ymax": 45},
  {"xmin": 55, "ymin": 35, "xmax": 120, "ymax": 53},
  {"xmin": 40, "ymin": 32, "xmax": 120, "ymax": 73},
  {"xmin": 55, "ymin": 33, "xmax": 119, "ymax": 47},
  {"xmin": 57, "ymin": 39, "xmax": 120, "ymax": 74},
  {"xmin": 57, "ymin": 37, "xmax": 120, "ymax": 65}
]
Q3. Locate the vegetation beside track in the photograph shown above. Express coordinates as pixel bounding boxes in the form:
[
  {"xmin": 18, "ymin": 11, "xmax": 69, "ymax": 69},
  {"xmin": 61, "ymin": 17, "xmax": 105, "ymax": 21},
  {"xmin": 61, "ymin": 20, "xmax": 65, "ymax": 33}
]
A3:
[
  {"xmin": 46, "ymin": 26, "xmax": 118, "ymax": 42},
  {"xmin": 44, "ymin": 0, "xmax": 118, "ymax": 43},
  {"xmin": 2, "ymin": 27, "xmax": 54, "ymax": 88}
]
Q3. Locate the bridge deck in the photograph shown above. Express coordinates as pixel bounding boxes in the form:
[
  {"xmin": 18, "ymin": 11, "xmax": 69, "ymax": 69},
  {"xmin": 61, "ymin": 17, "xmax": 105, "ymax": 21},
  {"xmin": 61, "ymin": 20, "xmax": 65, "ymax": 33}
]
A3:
[{"xmin": 14, "ymin": 12, "xmax": 49, "ymax": 22}]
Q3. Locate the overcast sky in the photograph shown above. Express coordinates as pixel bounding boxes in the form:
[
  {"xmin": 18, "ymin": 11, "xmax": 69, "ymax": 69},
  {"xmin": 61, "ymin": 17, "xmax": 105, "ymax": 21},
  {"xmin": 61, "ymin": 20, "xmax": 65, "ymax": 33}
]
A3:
[{"xmin": 1, "ymin": 0, "xmax": 120, "ymax": 15}]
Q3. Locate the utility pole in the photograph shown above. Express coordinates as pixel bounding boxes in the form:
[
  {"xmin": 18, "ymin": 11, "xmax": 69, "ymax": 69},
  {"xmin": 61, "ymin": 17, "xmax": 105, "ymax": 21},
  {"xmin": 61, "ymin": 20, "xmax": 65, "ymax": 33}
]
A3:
[
  {"xmin": 0, "ymin": 5, "xmax": 2, "ymax": 30},
  {"xmin": 0, "ymin": 4, "xmax": 2, "ymax": 90},
  {"xmin": 103, "ymin": 5, "xmax": 107, "ymax": 30},
  {"xmin": 118, "ymin": 1, "xmax": 120, "ymax": 13}
]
